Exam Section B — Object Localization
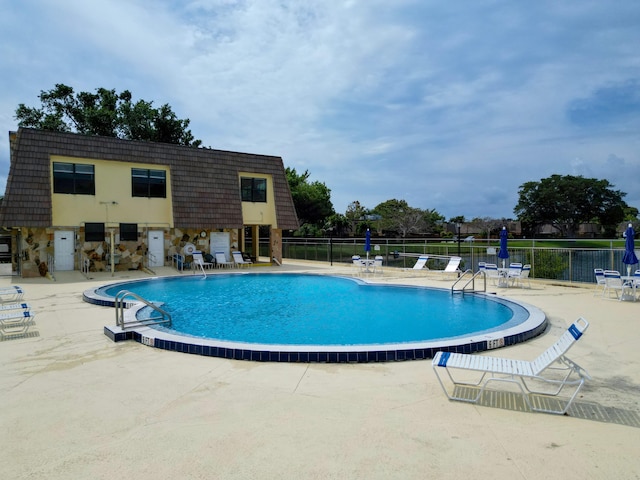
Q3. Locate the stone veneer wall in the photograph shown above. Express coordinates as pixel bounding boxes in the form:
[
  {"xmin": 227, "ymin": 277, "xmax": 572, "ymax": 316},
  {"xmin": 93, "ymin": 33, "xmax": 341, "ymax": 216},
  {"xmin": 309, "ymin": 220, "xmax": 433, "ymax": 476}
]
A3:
[
  {"xmin": 17, "ymin": 226, "xmax": 279, "ymax": 278},
  {"xmin": 271, "ymin": 228, "xmax": 282, "ymax": 263},
  {"xmin": 18, "ymin": 227, "xmax": 53, "ymax": 278}
]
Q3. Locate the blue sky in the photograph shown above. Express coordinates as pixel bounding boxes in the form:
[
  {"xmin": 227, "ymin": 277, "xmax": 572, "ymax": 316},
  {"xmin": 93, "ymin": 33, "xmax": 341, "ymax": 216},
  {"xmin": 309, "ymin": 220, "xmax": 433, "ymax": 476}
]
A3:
[{"xmin": 1, "ymin": 0, "xmax": 639, "ymax": 221}]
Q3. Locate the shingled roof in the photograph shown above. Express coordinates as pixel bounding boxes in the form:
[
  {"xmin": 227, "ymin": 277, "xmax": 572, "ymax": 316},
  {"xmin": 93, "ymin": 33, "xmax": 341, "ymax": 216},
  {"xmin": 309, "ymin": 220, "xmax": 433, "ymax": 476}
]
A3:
[{"xmin": 0, "ymin": 128, "xmax": 299, "ymax": 230}]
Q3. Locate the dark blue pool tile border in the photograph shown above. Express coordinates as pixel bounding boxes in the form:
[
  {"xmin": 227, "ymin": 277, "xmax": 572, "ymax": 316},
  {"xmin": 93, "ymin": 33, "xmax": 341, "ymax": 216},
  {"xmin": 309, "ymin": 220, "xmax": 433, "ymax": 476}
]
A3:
[{"xmin": 103, "ymin": 317, "xmax": 548, "ymax": 363}]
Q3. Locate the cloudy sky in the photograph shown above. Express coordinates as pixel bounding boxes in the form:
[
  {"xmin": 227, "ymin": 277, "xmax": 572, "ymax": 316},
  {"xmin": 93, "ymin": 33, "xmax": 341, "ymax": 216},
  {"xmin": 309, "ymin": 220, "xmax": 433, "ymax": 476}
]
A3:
[{"xmin": 1, "ymin": 0, "xmax": 639, "ymax": 221}]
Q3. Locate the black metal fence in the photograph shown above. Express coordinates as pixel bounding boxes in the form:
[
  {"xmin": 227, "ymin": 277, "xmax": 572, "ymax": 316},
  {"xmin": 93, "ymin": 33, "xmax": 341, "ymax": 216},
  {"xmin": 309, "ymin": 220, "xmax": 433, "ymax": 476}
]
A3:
[{"xmin": 271, "ymin": 237, "xmax": 635, "ymax": 284}]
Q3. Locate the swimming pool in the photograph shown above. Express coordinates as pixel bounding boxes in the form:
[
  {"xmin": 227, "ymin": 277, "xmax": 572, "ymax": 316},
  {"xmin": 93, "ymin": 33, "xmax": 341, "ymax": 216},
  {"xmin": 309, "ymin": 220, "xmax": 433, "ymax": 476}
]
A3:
[{"xmin": 87, "ymin": 273, "xmax": 547, "ymax": 363}]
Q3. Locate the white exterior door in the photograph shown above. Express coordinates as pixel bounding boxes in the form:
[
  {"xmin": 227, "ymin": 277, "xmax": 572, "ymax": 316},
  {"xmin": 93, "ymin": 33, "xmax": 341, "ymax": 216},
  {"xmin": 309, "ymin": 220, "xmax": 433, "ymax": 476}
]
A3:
[
  {"xmin": 147, "ymin": 230, "xmax": 165, "ymax": 267},
  {"xmin": 54, "ymin": 230, "xmax": 75, "ymax": 271}
]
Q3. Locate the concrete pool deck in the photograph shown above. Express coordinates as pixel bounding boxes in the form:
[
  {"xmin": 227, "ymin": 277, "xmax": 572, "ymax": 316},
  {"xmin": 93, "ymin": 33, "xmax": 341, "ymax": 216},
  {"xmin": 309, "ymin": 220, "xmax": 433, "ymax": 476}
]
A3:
[{"xmin": 1, "ymin": 261, "xmax": 639, "ymax": 479}]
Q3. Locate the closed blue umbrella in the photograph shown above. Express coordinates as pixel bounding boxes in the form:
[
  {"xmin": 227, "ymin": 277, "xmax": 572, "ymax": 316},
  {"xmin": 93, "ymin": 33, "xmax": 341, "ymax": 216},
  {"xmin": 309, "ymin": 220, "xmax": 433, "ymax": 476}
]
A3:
[
  {"xmin": 498, "ymin": 227, "xmax": 509, "ymax": 268},
  {"xmin": 365, "ymin": 228, "xmax": 371, "ymax": 260},
  {"xmin": 622, "ymin": 223, "xmax": 638, "ymax": 276}
]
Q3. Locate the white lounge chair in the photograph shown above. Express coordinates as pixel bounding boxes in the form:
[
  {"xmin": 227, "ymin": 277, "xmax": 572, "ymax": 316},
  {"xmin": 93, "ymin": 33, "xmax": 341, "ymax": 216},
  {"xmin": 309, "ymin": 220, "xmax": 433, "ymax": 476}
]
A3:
[
  {"xmin": 432, "ymin": 317, "xmax": 590, "ymax": 415},
  {"xmin": 214, "ymin": 252, "xmax": 233, "ymax": 269},
  {"xmin": 431, "ymin": 256, "xmax": 461, "ymax": 279},
  {"xmin": 0, "ymin": 286, "xmax": 24, "ymax": 303},
  {"xmin": 0, "ymin": 302, "xmax": 30, "ymax": 311},
  {"xmin": 192, "ymin": 251, "xmax": 214, "ymax": 270},
  {"xmin": 401, "ymin": 255, "xmax": 429, "ymax": 273},
  {"xmin": 412, "ymin": 256, "xmax": 428, "ymax": 270},
  {"xmin": 0, "ymin": 309, "xmax": 35, "ymax": 338},
  {"xmin": 232, "ymin": 251, "xmax": 253, "ymax": 268}
]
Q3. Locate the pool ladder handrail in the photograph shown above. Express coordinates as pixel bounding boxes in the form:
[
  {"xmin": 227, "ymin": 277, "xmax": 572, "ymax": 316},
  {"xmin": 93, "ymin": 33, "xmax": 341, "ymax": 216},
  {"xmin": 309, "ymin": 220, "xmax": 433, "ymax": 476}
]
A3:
[
  {"xmin": 451, "ymin": 269, "xmax": 487, "ymax": 294},
  {"xmin": 115, "ymin": 290, "xmax": 172, "ymax": 330}
]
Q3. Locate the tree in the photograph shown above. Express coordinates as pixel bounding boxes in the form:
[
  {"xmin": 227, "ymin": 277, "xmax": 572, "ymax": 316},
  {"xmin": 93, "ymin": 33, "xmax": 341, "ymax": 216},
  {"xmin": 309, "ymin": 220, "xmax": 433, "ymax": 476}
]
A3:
[
  {"xmin": 345, "ymin": 201, "xmax": 367, "ymax": 236},
  {"xmin": 514, "ymin": 174, "xmax": 628, "ymax": 237},
  {"xmin": 286, "ymin": 168, "xmax": 334, "ymax": 232},
  {"xmin": 15, "ymin": 84, "xmax": 202, "ymax": 147},
  {"xmin": 373, "ymin": 199, "xmax": 425, "ymax": 237},
  {"xmin": 422, "ymin": 208, "xmax": 445, "ymax": 235},
  {"xmin": 469, "ymin": 217, "xmax": 512, "ymax": 242},
  {"xmin": 324, "ymin": 213, "xmax": 349, "ymax": 237}
]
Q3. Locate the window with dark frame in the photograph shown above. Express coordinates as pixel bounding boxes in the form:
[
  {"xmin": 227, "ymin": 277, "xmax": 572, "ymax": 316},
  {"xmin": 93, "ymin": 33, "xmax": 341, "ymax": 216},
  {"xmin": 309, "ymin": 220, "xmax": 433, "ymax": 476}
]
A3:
[
  {"xmin": 132, "ymin": 168, "xmax": 166, "ymax": 198},
  {"xmin": 240, "ymin": 177, "xmax": 267, "ymax": 202},
  {"xmin": 53, "ymin": 162, "xmax": 95, "ymax": 195},
  {"xmin": 119, "ymin": 223, "xmax": 138, "ymax": 241},
  {"xmin": 85, "ymin": 223, "xmax": 105, "ymax": 242}
]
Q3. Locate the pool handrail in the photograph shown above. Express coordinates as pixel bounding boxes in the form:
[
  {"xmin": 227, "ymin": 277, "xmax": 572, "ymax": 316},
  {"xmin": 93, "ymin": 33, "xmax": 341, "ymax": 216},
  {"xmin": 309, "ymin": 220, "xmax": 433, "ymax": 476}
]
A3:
[
  {"xmin": 114, "ymin": 290, "xmax": 172, "ymax": 330},
  {"xmin": 451, "ymin": 269, "xmax": 486, "ymax": 294}
]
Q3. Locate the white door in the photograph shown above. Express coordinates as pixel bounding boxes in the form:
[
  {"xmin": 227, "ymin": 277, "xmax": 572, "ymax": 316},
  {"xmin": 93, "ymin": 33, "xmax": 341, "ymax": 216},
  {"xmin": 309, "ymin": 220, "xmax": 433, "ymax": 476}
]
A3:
[
  {"xmin": 147, "ymin": 230, "xmax": 165, "ymax": 267},
  {"xmin": 54, "ymin": 230, "xmax": 75, "ymax": 271}
]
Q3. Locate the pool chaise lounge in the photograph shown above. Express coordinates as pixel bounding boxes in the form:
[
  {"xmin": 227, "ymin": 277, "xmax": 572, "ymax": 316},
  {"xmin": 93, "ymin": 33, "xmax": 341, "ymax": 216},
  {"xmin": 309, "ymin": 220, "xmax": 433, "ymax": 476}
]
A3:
[
  {"xmin": 432, "ymin": 317, "xmax": 590, "ymax": 415},
  {"xmin": 0, "ymin": 309, "xmax": 35, "ymax": 338},
  {"xmin": 0, "ymin": 286, "xmax": 25, "ymax": 303},
  {"xmin": 232, "ymin": 251, "xmax": 253, "ymax": 268}
]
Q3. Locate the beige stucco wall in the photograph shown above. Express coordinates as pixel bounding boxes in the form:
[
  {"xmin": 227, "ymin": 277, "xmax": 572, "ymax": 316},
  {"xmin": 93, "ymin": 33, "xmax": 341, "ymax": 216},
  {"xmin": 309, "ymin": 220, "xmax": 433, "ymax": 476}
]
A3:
[
  {"xmin": 239, "ymin": 172, "xmax": 277, "ymax": 226},
  {"xmin": 50, "ymin": 156, "xmax": 174, "ymax": 227}
]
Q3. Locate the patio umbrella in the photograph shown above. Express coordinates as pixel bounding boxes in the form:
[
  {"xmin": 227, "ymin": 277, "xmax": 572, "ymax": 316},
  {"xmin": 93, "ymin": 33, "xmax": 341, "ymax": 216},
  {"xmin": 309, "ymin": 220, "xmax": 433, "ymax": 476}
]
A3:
[
  {"xmin": 365, "ymin": 228, "xmax": 371, "ymax": 260},
  {"xmin": 498, "ymin": 227, "xmax": 509, "ymax": 268},
  {"xmin": 622, "ymin": 223, "xmax": 638, "ymax": 276}
]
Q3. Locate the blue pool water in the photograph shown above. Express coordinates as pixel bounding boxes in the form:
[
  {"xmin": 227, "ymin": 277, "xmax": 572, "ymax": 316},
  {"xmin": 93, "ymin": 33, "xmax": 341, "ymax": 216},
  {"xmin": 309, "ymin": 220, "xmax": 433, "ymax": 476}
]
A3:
[{"xmin": 99, "ymin": 273, "xmax": 529, "ymax": 346}]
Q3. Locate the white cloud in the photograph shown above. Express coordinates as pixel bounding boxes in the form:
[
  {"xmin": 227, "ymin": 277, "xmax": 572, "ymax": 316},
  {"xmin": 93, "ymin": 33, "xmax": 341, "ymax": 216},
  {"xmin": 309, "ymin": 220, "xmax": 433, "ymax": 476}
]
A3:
[{"xmin": 1, "ymin": 0, "xmax": 639, "ymax": 220}]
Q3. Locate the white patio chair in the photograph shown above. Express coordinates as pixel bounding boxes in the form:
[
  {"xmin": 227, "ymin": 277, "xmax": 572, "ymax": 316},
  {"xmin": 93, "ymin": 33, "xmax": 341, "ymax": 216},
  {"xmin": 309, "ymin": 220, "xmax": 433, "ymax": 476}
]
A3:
[
  {"xmin": 603, "ymin": 270, "xmax": 632, "ymax": 300},
  {"xmin": 432, "ymin": 317, "xmax": 591, "ymax": 415},
  {"xmin": 506, "ymin": 262, "xmax": 523, "ymax": 287},
  {"xmin": 484, "ymin": 263, "xmax": 502, "ymax": 286},
  {"xmin": 373, "ymin": 255, "xmax": 384, "ymax": 275},
  {"xmin": 593, "ymin": 268, "xmax": 606, "ymax": 296},
  {"xmin": 514, "ymin": 264, "xmax": 532, "ymax": 288},
  {"xmin": 351, "ymin": 255, "xmax": 365, "ymax": 275}
]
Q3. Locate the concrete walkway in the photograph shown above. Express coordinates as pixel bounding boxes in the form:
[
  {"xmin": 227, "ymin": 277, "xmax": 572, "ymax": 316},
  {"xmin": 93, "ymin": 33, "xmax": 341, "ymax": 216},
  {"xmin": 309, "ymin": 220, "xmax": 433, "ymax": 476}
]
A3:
[{"xmin": 1, "ymin": 262, "xmax": 639, "ymax": 479}]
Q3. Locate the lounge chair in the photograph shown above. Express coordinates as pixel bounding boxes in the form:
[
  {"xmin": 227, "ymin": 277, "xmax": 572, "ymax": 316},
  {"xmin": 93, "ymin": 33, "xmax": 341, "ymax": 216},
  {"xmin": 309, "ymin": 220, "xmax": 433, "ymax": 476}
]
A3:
[
  {"xmin": 214, "ymin": 252, "xmax": 233, "ymax": 269},
  {"xmin": 431, "ymin": 256, "xmax": 461, "ymax": 278},
  {"xmin": 0, "ymin": 309, "xmax": 35, "ymax": 338},
  {"xmin": 0, "ymin": 302, "xmax": 31, "ymax": 311},
  {"xmin": 432, "ymin": 317, "xmax": 590, "ymax": 415},
  {"xmin": 411, "ymin": 256, "xmax": 429, "ymax": 270},
  {"xmin": 232, "ymin": 251, "xmax": 253, "ymax": 268},
  {"xmin": 0, "ymin": 286, "xmax": 24, "ymax": 303},
  {"xmin": 192, "ymin": 251, "xmax": 213, "ymax": 269}
]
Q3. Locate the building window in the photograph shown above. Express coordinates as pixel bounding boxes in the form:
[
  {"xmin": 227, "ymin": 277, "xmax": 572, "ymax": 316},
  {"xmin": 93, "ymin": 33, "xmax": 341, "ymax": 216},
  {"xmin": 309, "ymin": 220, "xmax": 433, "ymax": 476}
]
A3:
[
  {"xmin": 53, "ymin": 162, "xmax": 95, "ymax": 195},
  {"xmin": 240, "ymin": 177, "xmax": 267, "ymax": 202},
  {"xmin": 132, "ymin": 168, "xmax": 166, "ymax": 198},
  {"xmin": 119, "ymin": 223, "xmax": 138, "ymax": 241},
  {"xmin": 85, "ymin": 223, "xmax": 105, "ymax": 242}
]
